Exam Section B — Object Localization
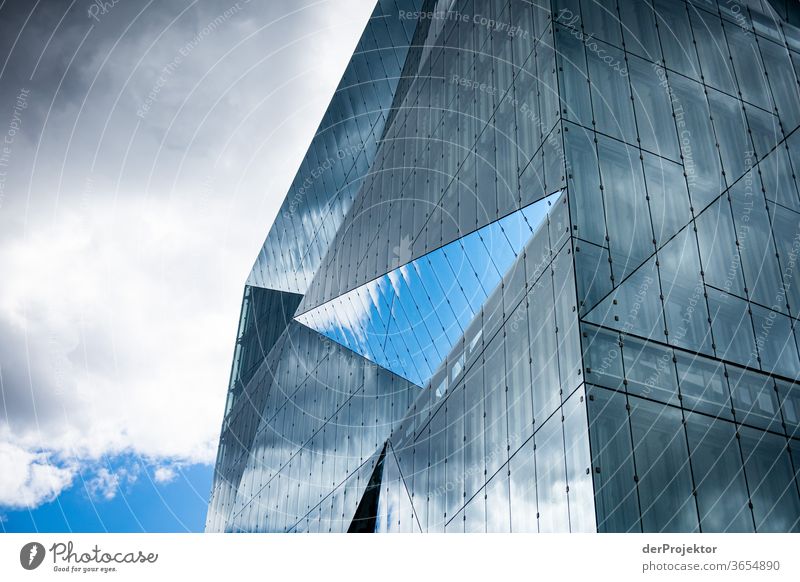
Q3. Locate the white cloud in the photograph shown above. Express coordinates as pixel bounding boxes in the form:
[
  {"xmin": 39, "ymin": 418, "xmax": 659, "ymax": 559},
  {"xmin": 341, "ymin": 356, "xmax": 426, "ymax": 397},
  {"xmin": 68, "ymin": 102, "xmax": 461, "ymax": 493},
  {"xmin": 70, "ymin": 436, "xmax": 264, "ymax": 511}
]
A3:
[
  {"xmin": 0, "ymin": 442, "xmax": 76, "ymax": 508},
  {"xmin": 0, "ymin": 0, "xmax": 376, "ymax": 510},
  {"xmin": 87, "ymin": 468, "xmax": 122, "ymax": 501},
  {"xmin": 87, "ymin": 465, "xmax": 140, "ymax": 501},
  {"xmin": 0, "ymin": 200, "xmax": 229, "ymax": 464},
  {"xmin": 153, "ymin": 466, "xmax": 178, "ymax": 484}
]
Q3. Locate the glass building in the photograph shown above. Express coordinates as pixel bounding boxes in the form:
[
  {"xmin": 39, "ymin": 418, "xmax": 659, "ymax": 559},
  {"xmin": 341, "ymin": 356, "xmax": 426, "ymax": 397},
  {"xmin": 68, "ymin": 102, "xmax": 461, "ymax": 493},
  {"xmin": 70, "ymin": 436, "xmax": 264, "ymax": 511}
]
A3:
[{"xmin": 206, "ymin": 0, "xmax": 800, "ymax": 533}]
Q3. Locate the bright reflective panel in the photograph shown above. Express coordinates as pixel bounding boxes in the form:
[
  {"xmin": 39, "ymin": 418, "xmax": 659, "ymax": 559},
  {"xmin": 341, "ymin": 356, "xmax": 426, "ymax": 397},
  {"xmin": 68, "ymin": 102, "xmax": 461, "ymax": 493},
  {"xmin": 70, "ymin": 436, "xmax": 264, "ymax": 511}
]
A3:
[{"xmin": 294, "ymin": 193, "xmax": 562, "ymax": 386}]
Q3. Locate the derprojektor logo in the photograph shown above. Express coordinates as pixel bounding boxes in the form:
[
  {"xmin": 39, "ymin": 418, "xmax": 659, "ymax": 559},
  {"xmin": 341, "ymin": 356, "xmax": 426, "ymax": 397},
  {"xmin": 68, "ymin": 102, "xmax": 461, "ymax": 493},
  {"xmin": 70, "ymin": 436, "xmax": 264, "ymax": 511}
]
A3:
[{"xmin": 19, "ymin": 542, "xmax": 46, "ymax": 570}]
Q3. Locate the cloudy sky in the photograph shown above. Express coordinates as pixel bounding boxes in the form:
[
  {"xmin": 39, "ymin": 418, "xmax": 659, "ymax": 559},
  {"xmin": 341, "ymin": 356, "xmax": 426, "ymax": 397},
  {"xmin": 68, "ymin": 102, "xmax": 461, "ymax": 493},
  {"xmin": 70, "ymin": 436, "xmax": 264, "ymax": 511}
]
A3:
[{"xmin": 0, "ymin": 0, "xmax": 375, "ymax": 531}]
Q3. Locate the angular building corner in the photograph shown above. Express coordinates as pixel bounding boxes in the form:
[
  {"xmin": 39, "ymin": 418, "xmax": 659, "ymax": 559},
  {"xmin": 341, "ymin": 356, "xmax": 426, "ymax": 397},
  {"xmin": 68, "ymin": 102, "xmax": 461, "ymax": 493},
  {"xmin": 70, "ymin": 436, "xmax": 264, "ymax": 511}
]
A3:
[{"xmin": 207, "ymin": 0, "xmax": 800, "ymax": 533}]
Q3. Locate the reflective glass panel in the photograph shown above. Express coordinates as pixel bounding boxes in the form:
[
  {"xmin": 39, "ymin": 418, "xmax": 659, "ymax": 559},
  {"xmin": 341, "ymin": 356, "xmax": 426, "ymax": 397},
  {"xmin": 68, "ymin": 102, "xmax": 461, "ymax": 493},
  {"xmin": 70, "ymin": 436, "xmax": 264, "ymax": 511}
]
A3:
[
  {"xmin": 630, "ymin": 397, "xmax": 699, "ymax": 532},
  {"xmin": 295, "ymin": 196, "xmax": 558, "ymax": 386}
]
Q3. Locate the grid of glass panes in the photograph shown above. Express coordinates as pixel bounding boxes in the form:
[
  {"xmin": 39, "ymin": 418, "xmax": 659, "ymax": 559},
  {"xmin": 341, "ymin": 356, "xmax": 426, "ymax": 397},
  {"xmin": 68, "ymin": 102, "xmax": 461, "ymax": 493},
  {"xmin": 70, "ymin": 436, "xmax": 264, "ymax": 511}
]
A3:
[
  {"xmin": 247, "ymin": 0, "xmax": 419, "ymax": 295},
  {"xmin": 224, "ymin": 287, "xmax": 303, "ymax": 420},
  {"xmin": 560, "ymin": 0, "xmax": 800, "ymax": 369},
  {"xmin": 207, "ymin": 323, "xmax": 293, "ymax": 532},
  {"xmin": 294, "ymin": 195, "xmax": 557, "ymax": 386},
  {"xmin": 375, "ymin": 195, "xmax": 591, "ymax": 532},
  {"xmin": 558, "ymin": 0, "xmax": 800, "ymax": 532},
  {"xmin": 583, "ymin": 322, "xmax": 800, "ymax": 532},
  {"xmin": 209, "ymin": 0, "xmax": 800, "ymax": 534},
  {"xmin": 206, "ymin": 322, "xmax": 416, "ymax": 532},
  {"xmin": 300, "ymin": 0, "xmax": 563, "ymax": 312}
]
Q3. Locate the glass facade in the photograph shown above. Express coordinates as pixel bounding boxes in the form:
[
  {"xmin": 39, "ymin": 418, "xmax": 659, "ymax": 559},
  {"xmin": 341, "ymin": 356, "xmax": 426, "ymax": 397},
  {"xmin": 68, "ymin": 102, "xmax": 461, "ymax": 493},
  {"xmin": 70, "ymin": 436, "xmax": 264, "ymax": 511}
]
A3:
[{"xmin": 207, "ymin": 0, "xmax": 800, "ymax": 533}]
